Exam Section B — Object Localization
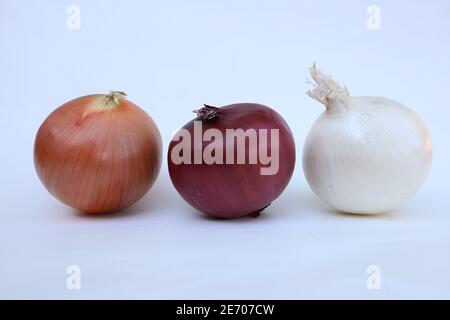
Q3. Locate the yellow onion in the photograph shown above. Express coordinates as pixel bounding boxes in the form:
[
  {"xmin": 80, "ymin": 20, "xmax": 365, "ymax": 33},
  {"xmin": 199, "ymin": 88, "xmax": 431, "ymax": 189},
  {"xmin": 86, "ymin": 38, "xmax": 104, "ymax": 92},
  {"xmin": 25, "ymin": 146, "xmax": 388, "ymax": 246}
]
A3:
[{"xmin": 34, "ymin": 91, "xmax": 162, "ymax": 214}]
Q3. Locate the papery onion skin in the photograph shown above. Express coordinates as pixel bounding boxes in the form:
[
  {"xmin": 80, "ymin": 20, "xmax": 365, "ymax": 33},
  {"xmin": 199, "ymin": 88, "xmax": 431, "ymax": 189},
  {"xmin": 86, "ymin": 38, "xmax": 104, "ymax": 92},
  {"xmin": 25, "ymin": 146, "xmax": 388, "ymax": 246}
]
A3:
[
  {"xmin": 34, "ymin": 92, "xmax": 162, "ymax": 214},
  {"xmin": 168, "ymin": 103, "xmax": 296, "ymax": 219},
  {"xmin": 303, "ymin": 65, "xmax": 432, "ymax": 214}
]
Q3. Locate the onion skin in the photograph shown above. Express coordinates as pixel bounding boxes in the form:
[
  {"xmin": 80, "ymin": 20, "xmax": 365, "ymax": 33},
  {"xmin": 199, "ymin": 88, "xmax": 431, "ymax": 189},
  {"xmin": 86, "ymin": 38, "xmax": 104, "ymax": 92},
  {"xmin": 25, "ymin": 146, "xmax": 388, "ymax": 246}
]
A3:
[
  {"xmin": 34, "ymin": 93, "xmax": 162, "ymax": 214},
  {"xmin": 168, "ymin": 103, "xmax": 296, "ymax": 219}
]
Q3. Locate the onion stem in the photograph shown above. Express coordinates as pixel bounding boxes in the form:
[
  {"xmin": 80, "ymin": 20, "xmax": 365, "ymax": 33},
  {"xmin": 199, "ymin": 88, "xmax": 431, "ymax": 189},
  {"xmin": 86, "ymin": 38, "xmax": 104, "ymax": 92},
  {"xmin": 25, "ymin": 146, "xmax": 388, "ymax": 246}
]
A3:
[
  {"xmin": 193, "ymin": 104, "xmax": 220, "ymax": 121},
  {"xmin": 81, "ymin": 91, "xmax": 128, "ymax": 120},
  {"xmin": 306, "ymin": 63, "xmax": 350, "ymax": 110},
  {"xmin": 103, "ymin": 90, "xmax": 127, "ymax": 107}
]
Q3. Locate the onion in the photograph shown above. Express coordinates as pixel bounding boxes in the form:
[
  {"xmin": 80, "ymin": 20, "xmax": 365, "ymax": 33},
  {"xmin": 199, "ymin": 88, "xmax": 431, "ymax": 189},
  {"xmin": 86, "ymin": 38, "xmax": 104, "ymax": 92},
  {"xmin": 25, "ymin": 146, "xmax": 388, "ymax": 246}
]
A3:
[
  {"xmin": 34, "ymin": 91, "xmax": 162, "ymax": 214},
  {"xmin": 303, "ymin": 64, "xmax": 432, "ymax": 214},
  {"xmin": 168, "ymin": 103, "xmax": 296, "ymax": 219}
]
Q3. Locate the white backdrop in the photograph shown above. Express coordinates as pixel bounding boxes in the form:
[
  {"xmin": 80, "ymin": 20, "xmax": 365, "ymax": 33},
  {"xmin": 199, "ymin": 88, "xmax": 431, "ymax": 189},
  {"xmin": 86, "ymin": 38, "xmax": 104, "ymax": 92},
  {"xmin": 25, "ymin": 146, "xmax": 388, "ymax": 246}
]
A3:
[{"xmin": 1, "ymin": 0, "xmax": 449, "ymax": 299}]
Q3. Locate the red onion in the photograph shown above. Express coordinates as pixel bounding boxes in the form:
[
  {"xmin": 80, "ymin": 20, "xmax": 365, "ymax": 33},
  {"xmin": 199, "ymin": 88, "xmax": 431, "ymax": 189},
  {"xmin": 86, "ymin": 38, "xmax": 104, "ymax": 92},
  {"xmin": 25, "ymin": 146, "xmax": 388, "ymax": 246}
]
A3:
[
  {"xmin": 168, "ymin": 103, "xmax": 296, "ymax": 219},
  {"xmin": 34, "ymin": 91, "xmax": 162, "ymax": 214}
]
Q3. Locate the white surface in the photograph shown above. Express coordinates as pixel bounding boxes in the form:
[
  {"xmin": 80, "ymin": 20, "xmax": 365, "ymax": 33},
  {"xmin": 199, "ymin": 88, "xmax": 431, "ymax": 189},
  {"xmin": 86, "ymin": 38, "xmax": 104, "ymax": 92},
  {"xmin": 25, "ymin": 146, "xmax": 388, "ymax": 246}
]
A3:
[{"xmin": 1, "ymin": 0, "xmax": 450, "ymax": 299}]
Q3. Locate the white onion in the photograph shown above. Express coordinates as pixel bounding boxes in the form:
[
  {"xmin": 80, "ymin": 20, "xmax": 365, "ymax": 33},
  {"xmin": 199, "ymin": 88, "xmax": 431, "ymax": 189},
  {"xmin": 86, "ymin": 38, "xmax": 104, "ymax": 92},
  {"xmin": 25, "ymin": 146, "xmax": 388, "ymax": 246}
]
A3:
[{"xmin": 303, "ymin": 64, "xmax": 432, "ymax": 214}]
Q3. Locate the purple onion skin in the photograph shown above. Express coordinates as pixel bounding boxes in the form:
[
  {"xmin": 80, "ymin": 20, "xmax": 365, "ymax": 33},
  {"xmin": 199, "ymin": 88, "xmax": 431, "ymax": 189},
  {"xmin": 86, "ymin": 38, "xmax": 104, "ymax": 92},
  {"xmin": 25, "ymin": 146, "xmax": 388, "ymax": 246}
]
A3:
[{"xmin": 168, "ymin": 103, "xmax": 296, "ymax": 219}]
